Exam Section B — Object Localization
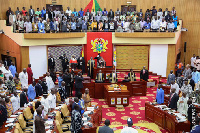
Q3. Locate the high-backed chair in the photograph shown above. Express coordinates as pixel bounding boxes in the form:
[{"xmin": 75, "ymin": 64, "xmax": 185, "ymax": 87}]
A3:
[
  {"xmin": 56, "ymin": 111, "xmax": 71, "ymax": 127},
  {"xmin": 14, "ymin": 123, "xmax": 32, "ymax": 133},
  {"xmin": 61, "ymin": 104, "xmax": 71, "ymax": 122},
  {"xmin": 23, "ymin": 107, "xmax": 34, "ymax": 122},
  {"xmin": 18, "ymin": 114, "xmax": 33, "ymax": 132},
  {"xmin": 55, "ymin": 120, "xmax": 70, "ymax": 133}
]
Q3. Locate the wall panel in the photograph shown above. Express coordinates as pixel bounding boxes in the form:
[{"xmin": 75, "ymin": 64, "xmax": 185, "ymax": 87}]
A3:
[{"xmin": 166, "ymin": 45, "xmax": 176, "ymax": 76}]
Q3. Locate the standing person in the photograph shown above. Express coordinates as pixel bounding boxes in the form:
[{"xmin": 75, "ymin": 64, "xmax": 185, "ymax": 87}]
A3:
[
  {"xmin": 167, "ymin": 70, "xmax": 176, "ymax": 85},
  {"xmin": 5, "ymin": 97, "xmax": 13, "ymax": 117},
  {"xmin": 44, "ymin": 18, "xmax": 51, "ymax": 33},
  {"xmin": 108, "ymin": 9, "xmax": 114, "ymax": 21},
  {"xmin": 59, "ymin": 53, "xmax": 69, "ymax": 72},
  {"xmin": 140, "ymin": 66, "xmax": 149, "ymax": 81},
  {"xmin": 27, "ymin": 64, "xmax": 33, "ymax": 84},
  {"xmin": 66, "ymin": 7, "xmax": 72, "ymax": 16},
  {"xmin": 22, "ymin": 7, "xmax": 27, "ymax": 16},
  {"xmin": 98, "ymin": 119, "xmax": 114, "ymax": 133},
  {"xmin": 151, "ymin": 6, "xmax": 157, "ymax": 16},
  {"xmin": 35, "ymin": 8, "xmax": 41, "ymax": 19},
  {"xmin": 40, "ymin": 94, "xmax": 49, "ymax": 116},
  {"xmin": 169, "ymin": 88, "xmax": 179, "ymax": 110},
  {"xmin": 41, "ymin": 78, "xmax": 48, "ymax": 94},
  {"xmin": 19, "ymin": 68, "xmax": 28, "ymax": 88},
  {"xmin": 71, "ymin": 104, "xmax": 83, "ymax": 133},
  {"xmin": 6, "ymin": 7, "xmax": 12, "ymax": 25},
  {"xmin": 27, "ymin": 81, "xmax": 36, "ymax": 101},
  {"xmin": 38, "ymin": 20, "xmax": 45, "ymax": 33},
  {"xmin": 128, "ymin": 69, "xmax": 136, "ymax": 81},
  {"xmin": 29, "ymin": 5, "xmax": 35, "ymax": 22},
  {"xmin": 87, "ymin": 57, "xmax": 95, "ymax": 78},
  {"xmin": 79, "ymin": 8, "xmax": 84, "ymax": 17},
  {"xmin": 0, "ymin": 98, "xmax": 7, "ymax": 129},
  {"xmin": 58, "ymin": 73, "xmax": 63, "ymax": 88},
  {"xmin": 35, "ymin": 80, "xmax": 43, "ymax": 97},
  {"xmin": 10, "ymin": 91, "xmax": 20, "ymax": 113},
  {"xmin": 156, "ymin": 84, "xmax": 164, "ymax": 104},
  {"xmin": 187, "ymin": 99, "xmax": 196, "ymax": 130},
  {"xmin": 20, "ymin": 87, "xmax": 28, "ymax": 107},
  {"xmin": 172, "ymin": 13, "xmax": 178, "ymax": 30},
  {"xmin": 41, "ymin": 7, "xmax": 46, "ymax": 18},
  {"xmin": 4, "ymin": 66, "xmax": 12, "ymax": 81},
  {"xmin": 183, "ymin": 64, "xmax": 192, "ymax": 78},
  {"xmin": 47, "ymin": 88, "xmax": 57, "ymax": 109},
  {"xmin": 121, "ymin": 118, "xmax": 138, "ymax": 133},
  {"xmin": 177, "ymin": 92, "xmax": 188, "ymax": 116},
  {"xmin": 48, "ymin": 54, "xmax": 55, "ymax": 71},
  {"xmin": 24, "ymin": 19, "xmax": 32, "ymax": 33},
  {"xmin": 62, "ymin": 71, "xmax": 71, "ymax": 97},
  {"xmin": 194, "ymin": 56, "xmax": 200, "ymax": 71},
  {"xmin": 77, "ymin": 56, "xmax": 85, "ymax": 74},
  {"xmin": 58, "ymin": 81, "xmax": 66, "ymax": 101},
  {"xmin": 34, "ymin": 107, "xmax": 46, "ymax": 133},
  {"xmin": 15, "ymin": 7, "xmax": 20, "ymax": 16},
  {"xmin": 75, "ymin": 72, "xmax": 84, "ymax": 97},
  {"xmin": 45, "ymin": 72, "xmax": 55, "ymax": 91},
  {"xmin": 192, "ymin": 68, "xmax": 199, "ymax": 84},
  {"xmin": 14, "ymin": 73, "xmax": 21, "ymax": 90},
  {"xmin": 170, "ymin": 81, "xmax": 180, "ymax": 95},
  {"xmin": 70, "ymin": 70, "xmax": 75, "ymax": 97},
  {"xmin": 9, "ymin": 12, "xmax": 17, "ymax": 32},
  {"xmin": 191, "ymin": 54, "xmax": 196, "ymax": 70},
  {"xmin": 17, "ymin": 17, "xmax": 24, "ymax": 33},
  {"xmin": 9, "ymin": 62, "xmax": 16, "ymax": 77},
  {"xmin": 188, "ymin": 75, "xmax": 195, "ymax": 91}
]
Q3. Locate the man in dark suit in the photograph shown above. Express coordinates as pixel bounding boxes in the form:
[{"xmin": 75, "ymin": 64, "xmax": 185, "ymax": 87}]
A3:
[
  {"xmin": 108, "ymin": 9, "xmax": 114, "ymax": 21},
  {"xmin": 20, "ymin": 88, "xmax": 28, "ymax": 107},
  {"xmin": 35, "ymin": 80, "xmax": 43, "ymax": 97},
  {"xmin": 188, "ymin": 75, "xmax": 195, "ymax": 91},
  {"xmin": 187, "ymin": 99, "xmax": 196, "ymax": 130},
  {"xmin": 140, "ymin": 66, "xmax": 149, "ymax": 81},
  {"xmin": 98, "ymin": 119, "xmax": 114, "ymax": 133},
  {"xmin": 4, "ymin": 57, "xmax": 11, "ymax": 67},
  {"xmin": 59, "ymin": 54, "xmax": 69, "ymax": 73},
  {"xmin": 48, "ymin": 8, "xmax": 55, "ymax": 21},
  {"xmin": 167, "ymin": 70, "xmax": 176, "ymax": 85},
  {"xmin": 169, "ymin": 88, "xmax": 179, "ymax": 110},
  {"xmin": 41, "ymin": 78, "xmax": 48, "ymax": 94},
  {"xmin": 58, "ymin": 81, "xmax": 66, "ymax": 101},
  {"xmin": 48, "ymin": 55, "xmax": 55, "ymax": 71},
  {"xmin": 35, "ymin": 107, "xmax": 46, "ymax": 133},
  {"xmin": 77, "ymin": 56, "xmax": 85, "ymax": 74},
  {"xmin": 63, "ymin": 71, "xmax": 71, "ymax": 97},
  {"xmin": 74, "ymin": 72, "xmax": 84, "ymax": 97},
  {"xmin": 29, "ymin": 5, "xmax": 35, "ymax": 22},
  {"xmin": 95, "ymin": 70, "xmax": 104, "ymax": 83}
]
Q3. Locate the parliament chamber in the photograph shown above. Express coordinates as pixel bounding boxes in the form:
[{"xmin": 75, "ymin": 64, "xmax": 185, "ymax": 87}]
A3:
[{"xmin": 0, "ymin": 0, "xmax": 200, "ymax": 133}]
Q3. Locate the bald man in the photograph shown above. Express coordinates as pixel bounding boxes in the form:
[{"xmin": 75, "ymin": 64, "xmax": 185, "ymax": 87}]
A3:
[
  {"xmin": 19, "ymin": 68, "xmax": 28, "ymax": 88},
  {"xmin": 140, "ymin": 66, "xmax": 149, "ymax": 81}
]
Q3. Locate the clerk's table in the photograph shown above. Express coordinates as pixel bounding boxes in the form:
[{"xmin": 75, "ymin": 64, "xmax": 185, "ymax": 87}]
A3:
[{"xmin": 104, "ymin": 84, "xmax": 130, "ymax": 107}]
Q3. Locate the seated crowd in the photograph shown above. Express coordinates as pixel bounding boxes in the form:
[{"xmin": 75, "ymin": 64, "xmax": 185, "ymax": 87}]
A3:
[{"xmin": 6, "ymin": 6, "xmax": 178, "ymax": 33}]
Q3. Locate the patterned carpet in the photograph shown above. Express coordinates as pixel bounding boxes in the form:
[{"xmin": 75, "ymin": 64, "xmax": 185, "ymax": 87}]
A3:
[{"xmin": 90, "ymin": 73, "xmax": 168, "ymax": 133}]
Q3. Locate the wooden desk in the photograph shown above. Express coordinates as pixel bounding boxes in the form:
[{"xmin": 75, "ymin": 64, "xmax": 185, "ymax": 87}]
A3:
[
  {"xmin": 94, "ymin": 81, "xmax": 147, "ymax": 99},
  {"xmin": 162, "ymin": 85, "xmax": 171, "ymax": 94},
  {"xmin": 145, "ymin": 102, "xmax": 190, "ymax": 133},
  {"xmin": 104, "ymin": 85, "xmax": 130, "ymax": 107},
  {"xmin": 82, "ymin": 105, "xmax": 102, "ymax": 133}
]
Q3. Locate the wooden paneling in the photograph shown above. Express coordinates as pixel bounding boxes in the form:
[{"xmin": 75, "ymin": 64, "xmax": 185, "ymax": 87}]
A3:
[
  {"xmin": 115, "ymin": 32, "xmax": 175, "ymax": 38},
  {"xmin": 0, "ymin": 34, "xmax": 21, "ymax": 73},
  {"xmin": 116, "ymin": 45, "xmax": 149, "ymax": 69},
  {"xmin": 0, "ymin": 0, "xmax": 199, "ymax": 64},
  {"xmin": 24, "ymin": 33, "xmax": 85, "ymax": 39},
  {"xmin": 166, "ymin": 45, "xmax": 176, "ymax": 76},
  {"xmin": 20, "ymin": 46, "xmax": 29, "ymax": 70}
]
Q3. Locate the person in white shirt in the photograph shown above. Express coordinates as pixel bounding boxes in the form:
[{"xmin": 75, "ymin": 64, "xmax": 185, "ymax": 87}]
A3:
[
  {"xmin": 123, "ymin": 20, "xmax": 130, "ymax": 32},
  {"xmin": 121, "ymin": 118, "xmax": 138, "ymax": 133},
  {"xmin": 24, "ymin": 19, "xmax": 32, "ymax": 33},
  {"xmin": 47, "ymin": 88, "xmax": 57, "ymax": 109},
  {"xmin": 151, "ymin": 17, "xmax": 160, "ymax": 31},
  {"xmin": 0, "ymin": 62, "xmax": 6, "ymax": 74},
  {"xmin": 4, "ymin": 66, "xmax": 12, "ymax": 81},
  {"xmin": 66, "ymin": 7, "xmax": 72, "ymax": 16},
  {"xmin": 167, "ymin": 19, "xmax": 175, "ymax": 32},
  {"xmin": 157, "ymin": 8, "xmax": 163, "ymax": 18},
  {"xmin": 40, "ymin": 93, "xmax": 49, "ymax": 116},
  {"xmin": 45, "ymin": 72, "xmax": 55, "ymax": 91},
  {"xmin": 177, "ymin": 92, "xmax": 188, "ymax": 116},
  {"xmin": 191, "ymin": 54, "xmax": 196, "ymax": 70},
  {"xmin": 10, "ymin": 91, "xmax": 20, "ymax": 113},
  {"xmin": 170, "ymin": 81, "xmax": 180, "ymax": 95},
  {"xmin": 19, "ymin": 68, "xmax": 28, "ymax": 88},
  {"xmin": 160, "ymin": 18, "xmax": 167, "ymax": 32}
]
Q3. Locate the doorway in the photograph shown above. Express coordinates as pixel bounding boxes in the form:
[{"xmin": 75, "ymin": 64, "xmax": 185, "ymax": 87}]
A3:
[{"xmin": 121, "ymin": 5, "xmax": 136, "ymax": 12}]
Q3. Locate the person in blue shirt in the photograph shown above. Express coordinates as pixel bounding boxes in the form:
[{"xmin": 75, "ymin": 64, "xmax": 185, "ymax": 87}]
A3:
[
  {"xmin": 72, "ymin": 8, "xmax": 78, "ymax": 17},
  {"xmin": 9, "ymin": 62, "xmax": 16, "ymax": 77},
  {"xmin": 58, "ymin": 73, "xmax": 63, "ymax": 88},
  {"xmin": 144, "ymin": 20, "xmax": 151, "ymax": 32},
  {"xmin": 71, "ymin": 20, "xmax": 76, "ymax": 32},
  {"xmin": 192, "ymin": 68, "xmax": 199, "ymax": 84},
  {"xmin": 38, "ymin": 20, "xmax": 45, "ymax": 33},
  {"xmin": 77, "ymin": 92, "xmax": 84, "ymax": 115},
  {"xmin": 172, "ymin": 13, "xmax": 178, "ymax": 29},
  {"xmin": 79, "ymin": 8, "xmax": 84, "ymax": 17},
  {"xmin": 82, "ymin": 18, "xmax": 87, "ymax": 32},
  {"xmin": 156, "ymin": 84, "xmax": 164, "ymax": 104},
  {"xmin": 27, "ymin": 81, "xmax": 36, "ymax": 101},
  {"xmin": 190, "ymin": 117, "xmax": 200, "ymax": 133},
  {"xmin": 102, "ymin": 8, "xmax": 108, "ymax": 16},
  {"xmin": 41, "ymin": 7, "xmax": 46, "ymax": 18}
]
